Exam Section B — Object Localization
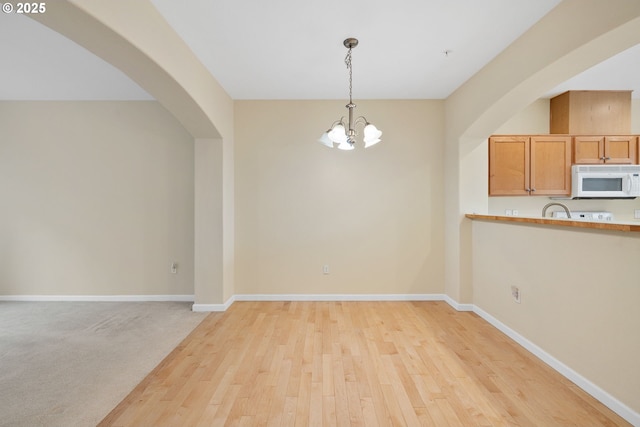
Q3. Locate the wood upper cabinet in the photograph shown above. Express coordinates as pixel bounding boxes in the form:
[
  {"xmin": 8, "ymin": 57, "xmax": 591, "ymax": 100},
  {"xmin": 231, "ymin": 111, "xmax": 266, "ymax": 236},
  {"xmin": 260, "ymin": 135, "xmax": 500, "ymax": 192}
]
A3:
[
  {"xmin": 489, "ymin": 136, "xmax": 529, "ymax": 196},
  {"xmin": 573, "ymin": 135, "xmax": 637, "ymax": 164},
  {"xmin": 530, "ymin": 136, "xmax": 573, "ymax": 195},
  {"xmin": 550, "ymin": 91, "xmax": 632, "ymax": 135},
  {"xmin": 489, "ymin": 135, "xmax": 572, "ymax": 196}
]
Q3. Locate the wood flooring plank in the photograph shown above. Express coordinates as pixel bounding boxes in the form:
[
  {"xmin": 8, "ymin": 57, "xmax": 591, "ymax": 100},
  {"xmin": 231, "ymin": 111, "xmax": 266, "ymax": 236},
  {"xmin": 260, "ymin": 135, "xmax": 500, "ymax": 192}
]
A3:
[
  {"xmin": 322, "ymin": 353, "xmax": 334, "ymax": 396},
  {"xmin": 359, "ymin": 397, "xmax": 380, "ymax": 427},
  {"xmin": 566, "ymin": 384, "xmax": 630, "ymax": 426},
  {"xmin": 435, "ymin": 398, "xmax": 465, "ymax": 426},
  {"xmin": 311, "ymin": 329, "xmax": 323, "ymax": 383},
  {"xmin": 414, "ymin": 406, "xmax": 437, "ymax": 426},
  {"xmin": 293, "ymin": 370, "xmax": 312, "ymax": 427},
  {"xmin": 98, "ymin": 301, "xmax": 632, "ymax": 427},
  {"xmin": 345, "ymin": 381, "xmax": 365, "ymax": 426},
  {"xmin": 389, "ymin": 352, "xmax": 426, "ymax": 409},
  {"xmin": 382, "ymin": 354, "xmax": 423, "ymax": 425},
  {"xmin": 309, "ymin": 381, "xmax": 323, "ymax": 426},
  {"xmin": 266, "ymin": 354, "xmax": 292, "ymax": 426},
  {"xmin": 380, "ymin": 383, "xmax": 411, "ymax": 426},
  {"xmin": 170, "ymin": 380, "xmax": 214, "ymax": 427},
  {"xmin": 281, "ymin": 396, "xmax": 297, "ymax": 427},
  {"xmin": 193, "ymin": 404, "xmax": 220, "ymax": 427},
  {"xmin": 423, "ymin": 398, "xmax": 452, "ymax": 427},
  {"xmin": 331, "ymin": 342, "xmax": 350, "ymax": 424},
  {"xmin": 322, "ymin": 396, "xmax": 337, "ymax": 427},
  {"xmin": 210, "ymin": 383, "xmax": 242, "ymax": 426}
]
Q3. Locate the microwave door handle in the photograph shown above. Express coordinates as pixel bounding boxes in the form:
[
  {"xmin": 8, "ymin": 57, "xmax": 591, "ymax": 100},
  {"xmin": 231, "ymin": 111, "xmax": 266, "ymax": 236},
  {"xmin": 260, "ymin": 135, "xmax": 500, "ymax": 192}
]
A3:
[{"xmin": 628, "ymin": 175, "xmax": 632, "ymax": 193}]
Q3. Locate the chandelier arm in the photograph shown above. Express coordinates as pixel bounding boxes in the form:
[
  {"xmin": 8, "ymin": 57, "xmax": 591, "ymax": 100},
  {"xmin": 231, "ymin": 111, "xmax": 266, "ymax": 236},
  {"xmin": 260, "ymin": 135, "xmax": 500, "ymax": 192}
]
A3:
[
  {"xmin": 327, "ymin": 118, "xmax": 345, "ymax": 131},
  {"xmin": 353, "ymin": 116, "xmax": 369, "ymax": 127}
]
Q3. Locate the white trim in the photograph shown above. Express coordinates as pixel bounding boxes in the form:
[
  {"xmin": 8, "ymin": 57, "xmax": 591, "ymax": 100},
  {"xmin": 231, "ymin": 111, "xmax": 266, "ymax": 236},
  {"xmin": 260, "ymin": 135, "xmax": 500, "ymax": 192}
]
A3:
[
  {"xmin": 473, "ymin": 305, "xmax": 640, "ymax": 427},
  {"xmin": 233, "ymin": 293, "xmax": 446, "ymax": 302},
  {"xmin": 191, "ymin": 303, "xmax": 227, "ymax": 312},
  {"xmin": 0, "ymin": 294, "xmax": 194, "ymax": 302},
  {"xmin": 442, "ymin": 294, "xmax": 474, "ymax": 311},
  {"xmin": 192, "ymin": 295, "xmax": 235, "ymax": 312}
]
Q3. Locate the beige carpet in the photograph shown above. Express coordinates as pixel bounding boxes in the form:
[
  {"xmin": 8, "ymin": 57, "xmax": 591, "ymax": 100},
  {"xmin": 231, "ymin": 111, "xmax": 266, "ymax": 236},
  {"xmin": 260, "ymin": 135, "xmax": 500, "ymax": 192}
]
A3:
[{"xmin": 0, "ymin": 301, "xmax": 208, "ymax": 427}]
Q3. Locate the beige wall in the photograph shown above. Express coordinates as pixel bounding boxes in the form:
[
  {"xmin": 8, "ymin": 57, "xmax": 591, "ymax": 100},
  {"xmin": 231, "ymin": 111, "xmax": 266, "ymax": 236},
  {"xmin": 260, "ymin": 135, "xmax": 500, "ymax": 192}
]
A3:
[
  {"xmin": 471, "ymin": 220, "xmax": 640, "ymax": 413},
  {"xmin": 234, "ymin": 100, "xmax": 445, "ymax": 295},
  {"xmin": 34, "ymin": 1, "xmax": 236, "ymax": 307},
  {"xmin": 633, "ymin": 98, "xmax": 640, "ymax": 134},
  {"xmin": 0, "ymin": 101, "xmax": 195, "ymax": 296}
]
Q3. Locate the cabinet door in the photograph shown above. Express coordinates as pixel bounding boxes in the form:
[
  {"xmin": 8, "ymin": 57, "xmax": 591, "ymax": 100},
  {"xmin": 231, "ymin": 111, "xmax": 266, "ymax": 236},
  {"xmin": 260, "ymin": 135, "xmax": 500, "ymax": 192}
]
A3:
[
  {"xmin": 604, "ymin": 136, "xmax": 636, "ymax": 164},
  {"xmin": 573, "ymin": 136, "xmax": 604, "ymax": 164},
  {"xmin": 489, "ymin": 136, "xmax": 530, "ymax": 196},
  {"xmin": 530, "ymin": 136, "xmax": 572, "ymax": 196}
]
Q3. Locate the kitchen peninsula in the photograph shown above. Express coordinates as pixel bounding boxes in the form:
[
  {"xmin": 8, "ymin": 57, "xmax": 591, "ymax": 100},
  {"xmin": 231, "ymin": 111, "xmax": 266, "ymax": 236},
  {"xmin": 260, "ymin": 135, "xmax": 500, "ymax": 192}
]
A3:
[
  {"xmin": 467, "ymin": 210, "xmax": 640, "ymax": 422},
  {"xmin": 466, "ymin": 213, "xmax": 640, "ymax": 232}
]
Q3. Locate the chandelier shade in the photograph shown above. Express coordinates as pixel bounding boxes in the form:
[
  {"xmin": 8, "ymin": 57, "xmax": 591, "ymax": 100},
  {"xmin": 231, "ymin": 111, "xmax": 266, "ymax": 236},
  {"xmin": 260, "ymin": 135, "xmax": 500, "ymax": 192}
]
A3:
[
  {"xmin": 363, "ymin": 123, "xmax": 382, "ymax": 147},
  {"xmin": 317, "ymin": 132, "xmax": 333, "ymax": 148},
  {"xmin": 327, "ymin": 124, "xmax": 348, "ymax": 145},
  {"xmin": 318, "ymin": 38, "xmax": 382, "ymax": 150}
]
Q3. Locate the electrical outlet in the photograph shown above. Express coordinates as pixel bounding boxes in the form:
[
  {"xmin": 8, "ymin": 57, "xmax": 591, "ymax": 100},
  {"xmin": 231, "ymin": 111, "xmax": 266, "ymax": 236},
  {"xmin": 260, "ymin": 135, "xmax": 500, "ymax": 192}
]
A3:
[
  {"xmin": 512, "ymin": 210, "xmax": 519, "ymax": 216},
  {"xmin": 171, "ymin": 262, "xmax": 178, "ymax": 274},
  {"xmin": 505, "ymin": 209, "xmax": 513, "ymax": 216},
  {"xmin": 323, "ymin": 265, "xmax": 330, "ymax": 275},
  {"xmin": 634, "ymin": 209, "xmax": 640, "ymax": 219},
  {"xmin": 511, "ymin": 286, "xmax": 521, "ymax": 303}
]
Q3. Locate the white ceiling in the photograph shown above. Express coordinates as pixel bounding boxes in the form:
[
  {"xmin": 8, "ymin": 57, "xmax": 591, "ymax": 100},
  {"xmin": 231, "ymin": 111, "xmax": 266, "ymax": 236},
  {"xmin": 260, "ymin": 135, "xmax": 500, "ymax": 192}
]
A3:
[{"xmin": 1, "ymin": 0, "xmax": 638, "ymax": 101}]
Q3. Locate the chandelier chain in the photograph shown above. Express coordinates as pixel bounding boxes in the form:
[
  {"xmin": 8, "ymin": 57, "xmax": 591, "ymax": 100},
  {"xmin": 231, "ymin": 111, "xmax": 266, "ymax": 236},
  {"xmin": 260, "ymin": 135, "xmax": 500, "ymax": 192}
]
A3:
[{"xmin": 345, "ymin": 47, "xmax": 353, "ymax": 105}]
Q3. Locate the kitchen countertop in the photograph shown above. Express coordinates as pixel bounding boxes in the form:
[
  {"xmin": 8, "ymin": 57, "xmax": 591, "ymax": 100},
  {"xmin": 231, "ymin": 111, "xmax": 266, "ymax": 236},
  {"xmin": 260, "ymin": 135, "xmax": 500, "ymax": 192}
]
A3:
[{"xmin": 465, "ymin": 214, "xmax": 640, "ymax": 232}]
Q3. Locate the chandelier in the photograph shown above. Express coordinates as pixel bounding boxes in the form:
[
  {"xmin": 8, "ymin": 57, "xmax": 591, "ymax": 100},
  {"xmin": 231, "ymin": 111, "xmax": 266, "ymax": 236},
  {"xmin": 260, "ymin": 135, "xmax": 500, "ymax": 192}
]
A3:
[{"xmin": 318, "ymin": 38, "xmax": 382, "ymax": 150}]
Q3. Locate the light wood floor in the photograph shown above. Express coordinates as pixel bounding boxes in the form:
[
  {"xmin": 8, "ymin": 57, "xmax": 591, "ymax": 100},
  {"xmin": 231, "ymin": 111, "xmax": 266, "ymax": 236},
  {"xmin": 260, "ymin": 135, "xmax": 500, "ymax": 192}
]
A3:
[{"xmin": 99, "ymin": 301, "xmax": 629, "ymax": 426}]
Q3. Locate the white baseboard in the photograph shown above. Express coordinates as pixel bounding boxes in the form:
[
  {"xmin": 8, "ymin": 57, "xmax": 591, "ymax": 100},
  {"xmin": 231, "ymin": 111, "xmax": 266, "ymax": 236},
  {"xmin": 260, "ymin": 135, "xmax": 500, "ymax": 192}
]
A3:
[
  {"xmin": 233, "ymin": 293, "xmax": 446, "ymax": 302},
  {"xmin": 0, "ymin": 294, "xmax": 194, "ymax": 302},
  {"xmin": 192, "ymin": 295, "xmax": 234, "ymax": 312},
  {"xmin": 472, "ymin": 305, "xmax": 639, "ymax": 427},
  {"xmin": 192, "ymin": 293, "xmax": 445, "ymax": 311},
  {"xmin": 442, "ymin": 294, "xmax": 474, "ymax": 311}
]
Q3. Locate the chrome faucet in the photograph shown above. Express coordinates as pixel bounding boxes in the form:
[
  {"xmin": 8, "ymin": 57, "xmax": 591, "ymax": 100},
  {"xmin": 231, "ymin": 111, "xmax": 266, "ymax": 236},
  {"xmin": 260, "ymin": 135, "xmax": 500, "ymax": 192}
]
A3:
[{"xmin": 542, "ymin": 202, "xmax": 571, "ymax": 218}]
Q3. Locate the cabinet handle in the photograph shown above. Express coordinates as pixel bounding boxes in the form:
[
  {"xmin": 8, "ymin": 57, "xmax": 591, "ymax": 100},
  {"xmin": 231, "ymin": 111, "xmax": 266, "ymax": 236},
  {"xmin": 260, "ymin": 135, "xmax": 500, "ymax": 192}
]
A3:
[
  {"xmin": 605, "ymin": 156, "xmax": 611, "ymax": 161},
  {"xmin": 531, "ymin": 188, "xmax": 536, "ymax": 192}
]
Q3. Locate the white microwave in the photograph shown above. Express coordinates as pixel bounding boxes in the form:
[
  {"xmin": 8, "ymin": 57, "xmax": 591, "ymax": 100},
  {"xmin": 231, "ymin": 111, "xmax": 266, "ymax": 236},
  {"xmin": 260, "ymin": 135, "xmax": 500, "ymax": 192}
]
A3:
[{"xmin": 571, "ymin": 164, "xmax": 640, "ymax": 199}]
